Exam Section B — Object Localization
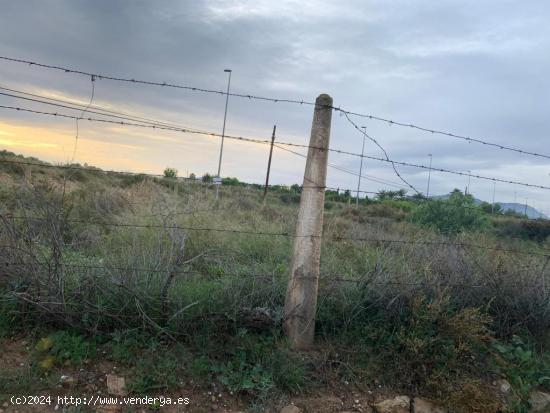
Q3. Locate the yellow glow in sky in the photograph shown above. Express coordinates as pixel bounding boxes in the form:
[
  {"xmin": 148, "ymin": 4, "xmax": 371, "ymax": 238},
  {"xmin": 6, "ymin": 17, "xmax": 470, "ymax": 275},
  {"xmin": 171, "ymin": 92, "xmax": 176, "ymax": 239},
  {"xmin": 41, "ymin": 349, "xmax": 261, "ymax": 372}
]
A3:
[{"xmin": 0, "ymin": 116, "xmax": 298, "ymax": 182}]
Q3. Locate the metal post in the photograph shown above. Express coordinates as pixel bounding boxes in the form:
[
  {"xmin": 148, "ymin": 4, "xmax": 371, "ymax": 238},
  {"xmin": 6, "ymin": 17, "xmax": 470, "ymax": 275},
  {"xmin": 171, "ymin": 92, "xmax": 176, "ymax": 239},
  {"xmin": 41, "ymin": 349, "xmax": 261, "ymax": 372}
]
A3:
[
  {"xmin": 263, "ymin": 125, "xmax": 277, "ymax": 203},
  {"xmin": 491, "ymin": 181, "xmax": 496, "ymax": 214},
  {"xmin": 284, "ymin": 94, "xmax": 332, "ymax": 350},
  {"xmin": 426, "ymin": 154, "xmax": 432, "ymax": 198},
  {"xmin": 355, "ymin": 126, "xmax": 366, "ymax": 207},
  {"xmin": 215, "ymin": 69, "xmax": 232, "ymax": 201}
]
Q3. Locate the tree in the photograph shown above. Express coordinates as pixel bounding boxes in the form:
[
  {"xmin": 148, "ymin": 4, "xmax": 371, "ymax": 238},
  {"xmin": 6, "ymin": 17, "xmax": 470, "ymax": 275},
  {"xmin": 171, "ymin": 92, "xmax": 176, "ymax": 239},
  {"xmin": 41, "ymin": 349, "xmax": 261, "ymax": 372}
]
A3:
[
  {"xmin": 163, "ymin": 167, "xmax": 177, "ymax": 179},
  {"xmin": 409, "ymin": 190, "xmax": 489, "ymax": 234},
  {"xmin": 480, "ymin": 202, "xmax": 503, "ymax": 214},
  {"xmin": 202, "ymin": 173, "xmax": 213, "ymax": 183},
  {"xmin": 377, "ymin": 189, "xmax": 407, "ymax": 201},
  {"xmin": 290, "ymin": 184, "xmax": 301, "ymax": 193}
]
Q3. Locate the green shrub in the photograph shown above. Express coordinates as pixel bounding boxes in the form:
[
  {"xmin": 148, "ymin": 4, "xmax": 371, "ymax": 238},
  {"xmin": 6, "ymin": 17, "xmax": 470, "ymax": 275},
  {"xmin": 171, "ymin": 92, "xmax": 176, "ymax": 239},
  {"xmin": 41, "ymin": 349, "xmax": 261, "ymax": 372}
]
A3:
[
  {"xmin": 222, "ymin": 177, "xmax": 242, "ymax": 186},
  {"xmin": 365, "ymin": 203, "xmax": 407, "ymax": 220},
  {"xmin": 163, "ymin": 167, "xmax": 177, "ymax": 179},
  {"xmin": 326, "ymin": 295, "xmax": 494, "ymax": 397},
  {"xmin": 118, "ymin": 173, "xmax": 147, "ymax": 188},
  {"xmin": 129, "ymin": 342, "xmax": 187, "ymax": 393},
  {"xmin": 35, "ymin": 331, "xmax": 97, "ymax": 367},
  {"xmin": 493, "ymin": 217, "xmax": 550, "ymax": 242},
  {"xmin": 279, "ymin": 193, "xmax": 301, "ymax": 204},
  {"xmin": 409, "ymin": 190, "xmax": 489, "ymax": 234},
  {"xmin": 492, "ymin": 336, "xmax": 550, "ymax": 411},
  {"xmin": 377, "ymin": 189, "xmax": 407, "ymax": 200}
]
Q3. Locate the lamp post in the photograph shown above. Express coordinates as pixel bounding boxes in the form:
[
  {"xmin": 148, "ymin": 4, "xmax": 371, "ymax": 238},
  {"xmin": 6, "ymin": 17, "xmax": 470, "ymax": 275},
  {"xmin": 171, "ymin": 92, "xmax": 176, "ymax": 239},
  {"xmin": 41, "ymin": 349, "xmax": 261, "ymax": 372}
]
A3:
[
  {"xmin": 355, "ymin": 126, "xmax": 367, "ymax": 207},
  {"xmin": 215, "ymin": 68, "xmax": 232, "ymax": 200},
  {"xmin": 426, "ymin": 154, "xmax": 432, "ymax": 198},
  {"xmin": 491, "ymin": 181, "xmax": 496, "ymax": 213}
]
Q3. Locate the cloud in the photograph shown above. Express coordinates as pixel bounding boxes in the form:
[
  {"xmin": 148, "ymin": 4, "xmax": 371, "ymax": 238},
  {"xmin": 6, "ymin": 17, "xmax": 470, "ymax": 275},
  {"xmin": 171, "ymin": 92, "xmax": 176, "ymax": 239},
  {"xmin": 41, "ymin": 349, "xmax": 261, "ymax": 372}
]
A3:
[{"xmin": 0, "ymin": 0, "xmax": 549, "ymax": 209}]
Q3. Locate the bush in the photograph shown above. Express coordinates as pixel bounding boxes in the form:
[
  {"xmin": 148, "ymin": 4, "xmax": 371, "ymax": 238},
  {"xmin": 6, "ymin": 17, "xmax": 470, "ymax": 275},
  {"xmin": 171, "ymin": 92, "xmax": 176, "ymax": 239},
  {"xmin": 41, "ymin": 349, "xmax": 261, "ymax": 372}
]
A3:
[
  {"xmin": 35, "ymin": 331, "xmax": 97, "ymax": 368},
  {"xmin": 365, "ymin": 202, "xmax": 407, "ymax": 221},
  {"xmin": 377, "ymin": 189, "xmax": 407, "ymax": 200},
  {"xmin": 279, "ymin": 193, "xmax": 301, "ymax": 204},
  {"xmin": 409, "ymin": 190, "xmax": 489, "ymax": 234},
  {"xmin": 163, "ymin": 167, "xmax": 177, "ymax": 179},
  {"xmin": 222, "ymin": 177, "xmax": 242, "ymax": 186},
  {"xmin": 493, "ymin": 217, "xmax": 550, "ymax": 242}
]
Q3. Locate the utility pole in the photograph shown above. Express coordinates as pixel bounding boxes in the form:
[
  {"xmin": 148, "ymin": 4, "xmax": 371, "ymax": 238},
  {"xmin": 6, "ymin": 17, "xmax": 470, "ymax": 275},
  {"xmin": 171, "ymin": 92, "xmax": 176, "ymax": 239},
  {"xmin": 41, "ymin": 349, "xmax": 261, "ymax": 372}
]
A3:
[
  {"xmin": 215, "ymin": 69, "xmax": 232, "ymax": 201},
  {"xmin": 263, "ymin": 125, "xmax": 276, "ymax": 203},
  {"xmin": 426, "ymin": 154, "xmax": 432, "ymax": 198},
  {"xmin": 355, "ymin": 126, "xmax": 367, "ymax": 207},
  {"xmin": 284, "ymin": 94, "xmax": 332, "ymax": 350},
  {"xmin": 355, "ymin": 126, "xmax": 367, "ymax": 208},
  {"xmin": 491, "ymin": 181, "xmax": 496, "ymax": 214}
]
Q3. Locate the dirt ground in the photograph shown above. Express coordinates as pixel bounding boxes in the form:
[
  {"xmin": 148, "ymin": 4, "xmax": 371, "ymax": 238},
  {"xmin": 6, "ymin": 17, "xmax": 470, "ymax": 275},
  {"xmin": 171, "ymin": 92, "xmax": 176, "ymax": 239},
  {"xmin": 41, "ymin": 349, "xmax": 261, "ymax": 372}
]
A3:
[{"xmin": 0, "ymin": 337, "xmax": 387, "ymax": 413}]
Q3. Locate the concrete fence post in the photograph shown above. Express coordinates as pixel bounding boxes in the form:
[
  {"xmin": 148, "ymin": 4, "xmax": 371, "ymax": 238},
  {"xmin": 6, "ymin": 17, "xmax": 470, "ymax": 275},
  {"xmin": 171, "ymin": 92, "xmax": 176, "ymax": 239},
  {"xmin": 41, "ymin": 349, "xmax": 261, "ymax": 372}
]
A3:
[{"xmin": 283, "ymin": 93, "xmax": 332, "ymax": 349}]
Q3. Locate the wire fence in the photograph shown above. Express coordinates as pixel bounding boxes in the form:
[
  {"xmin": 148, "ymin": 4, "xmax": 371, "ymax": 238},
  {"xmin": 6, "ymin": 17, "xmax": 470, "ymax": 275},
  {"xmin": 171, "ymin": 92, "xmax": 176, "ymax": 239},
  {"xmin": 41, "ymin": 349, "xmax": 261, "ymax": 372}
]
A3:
[
  {"xmin": 2, "ymin": 104, "xmax": 550, "ymax": 192},
  {"xmin": 2, "ymin": 55, "xmax": 550, "ymax": 353},
  {"xmin": 2, "ymin": 54, "xmax": 549, "ymax": 161},
  {"xmin": 0, "ymin": 54, "xmax": 549, "ymax": 295}
]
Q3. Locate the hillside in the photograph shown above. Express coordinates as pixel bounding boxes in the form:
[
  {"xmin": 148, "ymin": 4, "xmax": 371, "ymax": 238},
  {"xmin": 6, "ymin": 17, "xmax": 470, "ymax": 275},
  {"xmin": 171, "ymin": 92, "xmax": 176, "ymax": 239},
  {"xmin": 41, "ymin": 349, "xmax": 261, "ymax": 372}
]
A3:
[
  {"xmin": 1, "ymin": 150, "xmax": 550, "ymax": 413},
  {"xmin": 432, "ymin": 193, "xmax": 548, "ymax": 219}
]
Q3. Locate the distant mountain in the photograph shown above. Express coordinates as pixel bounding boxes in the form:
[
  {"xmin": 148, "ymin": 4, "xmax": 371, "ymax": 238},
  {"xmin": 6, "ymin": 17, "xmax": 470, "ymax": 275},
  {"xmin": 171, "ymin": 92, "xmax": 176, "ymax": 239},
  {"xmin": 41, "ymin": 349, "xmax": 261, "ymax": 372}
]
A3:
[
  {"xmin": 498, "ymin": 203, "xmax": 547, "ymax": 219},
  {"xmin": 431, "ymin": 193, "xmax": 548, "ymax": 219}
]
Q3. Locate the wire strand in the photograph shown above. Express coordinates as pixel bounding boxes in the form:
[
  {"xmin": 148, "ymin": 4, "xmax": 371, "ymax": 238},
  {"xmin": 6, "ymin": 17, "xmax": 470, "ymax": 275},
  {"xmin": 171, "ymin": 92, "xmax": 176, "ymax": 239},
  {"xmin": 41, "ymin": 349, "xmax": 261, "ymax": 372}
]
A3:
[
  {"xmin": 2, "ymin": 54, "xmax": 548, "ymax": 160},
  {"xmin": 1, "ymin": 104, "xmax": 550, "ymax": 191}
]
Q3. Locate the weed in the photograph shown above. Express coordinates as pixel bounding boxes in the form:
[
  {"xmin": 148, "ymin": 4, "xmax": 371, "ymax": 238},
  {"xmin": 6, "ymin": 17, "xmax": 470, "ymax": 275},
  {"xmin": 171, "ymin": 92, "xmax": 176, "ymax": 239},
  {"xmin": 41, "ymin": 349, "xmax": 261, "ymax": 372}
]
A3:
[
  {"xmin": 35, "ymin": 331, "xmax": 97, "ymax": 367},
  {"xmin": 492, "ymin": 336, "xmax": 550, "ymax": 411},
  {"xmin": 128, "ymin": 342, "xmax": 187, "ymax": 393}
]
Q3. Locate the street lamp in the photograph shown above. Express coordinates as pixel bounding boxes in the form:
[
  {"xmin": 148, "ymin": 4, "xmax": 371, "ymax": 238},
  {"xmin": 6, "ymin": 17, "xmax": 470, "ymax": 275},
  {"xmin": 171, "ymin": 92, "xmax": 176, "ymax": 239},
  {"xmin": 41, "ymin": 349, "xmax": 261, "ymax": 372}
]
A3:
[
  {"xmin": 491, "ymin": 181, "xmax": 497, "ymax": 214},
  {"xmin": 355, "ymin": 126, "xmax": 367, "ymax": 207},
  {"xmin": 215, "ymin": 69, "xmax": 232, "ymax": 200},
  {"xmin": 426, "ymin": 154, "xmax": 432, "ymax": 198}
]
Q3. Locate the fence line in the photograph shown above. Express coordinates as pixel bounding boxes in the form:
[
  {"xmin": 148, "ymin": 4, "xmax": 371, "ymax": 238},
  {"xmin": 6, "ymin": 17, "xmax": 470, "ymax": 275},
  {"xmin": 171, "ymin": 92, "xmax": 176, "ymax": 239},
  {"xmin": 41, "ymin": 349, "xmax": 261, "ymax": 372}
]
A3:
[
  {"xmin": 2, "ymin": 104, "xmax": 550, "ymax": 192},
  {"xmin": 2, "ymin": 54, "xmax": 548, "ymax": 160},
  {"xmin": 1, "ymin": 259, "xmax": 545, "ymax": 290},
  {"xmin": 0, "ymin": 86, "xmax": 207, "ymax": 133},
  {"xmin": 0, "ymin": 151, "xmax": 545, "ymax": 216},
  {"xmin": 4, "ymin": 214, "xmax": 548, "ymax": 258}
]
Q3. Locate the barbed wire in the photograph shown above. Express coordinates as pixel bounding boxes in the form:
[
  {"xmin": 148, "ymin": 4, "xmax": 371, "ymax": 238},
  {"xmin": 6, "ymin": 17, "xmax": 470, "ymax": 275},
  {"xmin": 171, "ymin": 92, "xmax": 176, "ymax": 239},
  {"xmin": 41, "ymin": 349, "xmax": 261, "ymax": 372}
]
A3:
[
  {"xmin": 340, "ymin": 111, "xmax": 421, "ymax": 194},
  {"xmin": 0, "ymin": 89, "xmax": 208, "ymax": 133},
  {"xmin": 0, "ymin": 155, "xmax": 374, "ymax": 196},
  {"xmin": 2, "ymin": 55, "xmax": 549, "ymax": 160},
  {"xmin": 0, "ymin": 55, "xmax": 316, "ymax": 106},
  {"xmin": 0, "ymin": 94, "xmax": 404, "ymax": 188},
  {"xmin": 1, "ymin": 153, "xmax": 543, "ymax": 222},
  {"xmin": 3, "ymin": 103, "xmax": 547, "ymax": 192},
  {"xmin": 70, "ymin": 75, "xmax": 95, "ymax": 162},
  {"xmin": 0, "ymin": 85, "xmax": 207, "ymax": 132},
  {"xmin": 4, "ymin": 260, "xmax": 541, "ymax": 289},
  {"xmin": 273, "ymin": 144, "xmax": 409, "ymax": 190},
  {"xmin": 4, "ymin": 214, "xmax": 548, "ymax": 257},
  {"xmin": 334, "ymin": 107, "xmax": 550, "ymax": 160}
]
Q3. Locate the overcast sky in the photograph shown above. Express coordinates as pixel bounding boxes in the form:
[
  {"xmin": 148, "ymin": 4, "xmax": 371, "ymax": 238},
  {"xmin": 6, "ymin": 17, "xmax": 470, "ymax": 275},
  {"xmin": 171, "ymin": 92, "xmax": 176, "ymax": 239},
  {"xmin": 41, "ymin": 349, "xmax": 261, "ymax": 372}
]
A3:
[{"xmin": 0, "ymin": 0, "xmax": 549, "ymax": 212}]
